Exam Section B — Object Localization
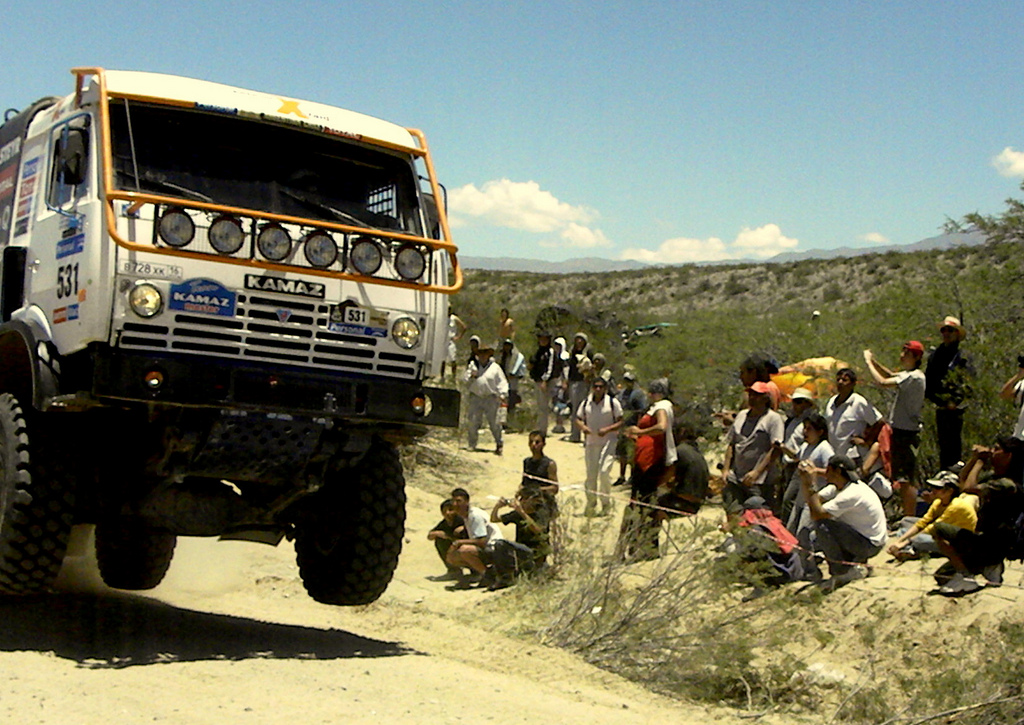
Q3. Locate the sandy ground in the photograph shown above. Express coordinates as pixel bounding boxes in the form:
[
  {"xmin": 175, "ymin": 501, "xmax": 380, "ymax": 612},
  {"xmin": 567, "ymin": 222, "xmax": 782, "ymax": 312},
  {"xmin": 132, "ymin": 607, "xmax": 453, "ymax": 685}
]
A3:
[
  {"xmin": 4, "ymin": 426, "xmax": 1023, "ymax": 725},
  {"xmin": 0, "ymin": 429, "xmax": 755, "ymax": 725}
]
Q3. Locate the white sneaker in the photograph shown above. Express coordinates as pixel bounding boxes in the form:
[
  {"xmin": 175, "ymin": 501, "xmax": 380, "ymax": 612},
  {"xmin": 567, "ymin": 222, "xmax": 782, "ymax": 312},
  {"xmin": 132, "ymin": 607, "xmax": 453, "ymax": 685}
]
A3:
[{"xmin": 937, "ymin": 572, "xmax": 981, "ymax": 596}]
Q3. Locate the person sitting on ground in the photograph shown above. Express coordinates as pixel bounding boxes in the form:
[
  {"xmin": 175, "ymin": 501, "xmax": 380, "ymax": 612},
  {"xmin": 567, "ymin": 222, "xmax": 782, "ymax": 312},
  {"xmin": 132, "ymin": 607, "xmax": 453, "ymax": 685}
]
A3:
[
  {"xmin": 796, "ymin": 454, "xmax": 887, "ymax": 592},
  {"xmin": 776, "ymin": 412, "xmax": 834, "ymax": 533},
  {"xmin": 850, "ymin": 417, "xmax": 894, "ymax": 502},
  {"xmin": 427, "ymin": 498, "xmax": 466, "ymax": 581},
  {"xmin": 614, "ymin": 371, "xmax": 648, "ymax": 486},
  {"xmin": 446, "ymin": 487, "xmax": 505, "ymax": 589},
  {"xmin": 655, "ymin": 417, "xmax": 711, "ymax": 518},
  {"xmin": 960, "ymin": 436, "xmax": 1024, "ymax": 492},
  {"xmin": 887, "ymin": 470, "xmax": 977, "ymax": 561},
  {"xmin": 720, "ymin": 495, "xmax": 803, "ymax": 600},
  {"xmin": 489, "ymin": 489, "xmax": 552, "ymax": 590},
  {"xmin": 720, "ymin": 381, "xmax": 785, "ymax": 515},
  {"xmin": 932, "ymin": 477, "xmax": 1023, "ymax": 595}
]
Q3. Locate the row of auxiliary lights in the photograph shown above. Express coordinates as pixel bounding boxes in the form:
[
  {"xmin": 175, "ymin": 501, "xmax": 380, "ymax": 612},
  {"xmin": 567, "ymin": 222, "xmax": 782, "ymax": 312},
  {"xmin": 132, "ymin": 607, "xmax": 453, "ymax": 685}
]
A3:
[{"xmin": 155, "ymin": 207, "xmax": 428, "ymax": 280}]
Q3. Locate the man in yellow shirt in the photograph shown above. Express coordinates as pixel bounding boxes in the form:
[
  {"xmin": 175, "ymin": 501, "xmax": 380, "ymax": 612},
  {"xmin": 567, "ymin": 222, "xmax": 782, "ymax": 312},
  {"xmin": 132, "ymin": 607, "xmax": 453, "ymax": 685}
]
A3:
[{"xmin": 887, "ymin": 470, "xmax": 978, "ymax": 560}]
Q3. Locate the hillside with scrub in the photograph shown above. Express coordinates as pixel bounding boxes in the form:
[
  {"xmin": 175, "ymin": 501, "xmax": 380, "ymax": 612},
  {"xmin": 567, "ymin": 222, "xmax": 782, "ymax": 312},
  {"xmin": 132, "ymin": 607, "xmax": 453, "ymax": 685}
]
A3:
[{"xmin": 455, "ymin": 240, "xmax": 1024, "ymax": 471}]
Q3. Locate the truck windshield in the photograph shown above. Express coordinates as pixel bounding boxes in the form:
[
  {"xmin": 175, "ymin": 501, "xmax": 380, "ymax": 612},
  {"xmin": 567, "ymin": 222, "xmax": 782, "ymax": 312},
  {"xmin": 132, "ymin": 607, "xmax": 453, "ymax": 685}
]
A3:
[{"xmin": 108, "ymin": 101, "xmax": 424, "ymax": 234}]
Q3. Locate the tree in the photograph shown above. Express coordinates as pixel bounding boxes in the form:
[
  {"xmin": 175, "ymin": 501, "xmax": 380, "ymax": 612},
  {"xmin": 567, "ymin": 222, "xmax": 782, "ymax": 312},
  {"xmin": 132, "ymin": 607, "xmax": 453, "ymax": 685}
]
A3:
[{"xmin": 945, "ymin": 180, "xmax": 1024, "ymax": 243}]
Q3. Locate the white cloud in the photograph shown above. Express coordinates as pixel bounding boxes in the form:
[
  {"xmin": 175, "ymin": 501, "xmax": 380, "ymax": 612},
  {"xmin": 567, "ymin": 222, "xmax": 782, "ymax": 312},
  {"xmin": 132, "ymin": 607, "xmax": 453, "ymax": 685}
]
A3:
[
  {"xmin": 993, "ymin": 147, "xmax": 1024, "ymax": 178},
  {"xmin": 448, "ymin": 179, "xmax": 596, "ymax": 234},
  {"xmin": 620, "ymin": 224, "xmax": 797, "ymax": 264},
  {"xmin": 860, "ymin": 232, "xmax": 890, "ymax": 244},
  {"xmin": 560, "ymin": 222, "xmax": 611, "ymax": 248}
]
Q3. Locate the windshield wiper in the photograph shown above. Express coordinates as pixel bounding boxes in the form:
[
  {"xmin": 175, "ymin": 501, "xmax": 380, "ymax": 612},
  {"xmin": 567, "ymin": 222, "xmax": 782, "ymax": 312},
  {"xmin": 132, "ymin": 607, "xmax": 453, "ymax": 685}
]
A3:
[
  {"xmin": 281, "ymin": 189, "xmax": 386, "ymax": 232},
  {"xmin": 123, "ymin": 168, "xmax": 213, "ymax": 203}
]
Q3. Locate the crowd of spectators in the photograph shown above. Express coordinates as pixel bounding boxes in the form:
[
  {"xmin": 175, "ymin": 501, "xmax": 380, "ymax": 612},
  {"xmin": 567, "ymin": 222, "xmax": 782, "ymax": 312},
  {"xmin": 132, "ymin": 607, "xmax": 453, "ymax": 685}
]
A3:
[{"xmin": 436, "ymin": 308, "xmax": 1024, "ymax": 599}]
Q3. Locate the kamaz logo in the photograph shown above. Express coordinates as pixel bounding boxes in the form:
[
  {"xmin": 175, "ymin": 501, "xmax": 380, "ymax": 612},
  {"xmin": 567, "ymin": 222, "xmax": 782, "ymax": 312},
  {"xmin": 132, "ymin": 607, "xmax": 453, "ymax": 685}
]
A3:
[
  {"xmin": 172, "ymin": 292, "xmax": 231, "ymax": 308},
  {"xmin": 245, "ymin": 274, "xmax": 325, "ymax": 299}
]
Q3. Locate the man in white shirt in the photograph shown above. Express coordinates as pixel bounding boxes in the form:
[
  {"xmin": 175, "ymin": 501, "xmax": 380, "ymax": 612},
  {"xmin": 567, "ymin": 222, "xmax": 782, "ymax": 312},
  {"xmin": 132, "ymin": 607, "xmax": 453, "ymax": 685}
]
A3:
[
  {"xmin": 463, "ymin": 344, "xmax": 509, "ymax": 455},
  {"xmin": 446, "ymin": 487, "xmax": 505, "ymax": 589},
  {"xmin": 576, "ymin": 377, "xmax": 623, "ymax": 516},
  {"xmin": 797, "ymin": 454, "xmax": 887, "ymax": 592},
  {"xmin": 999, "ymin": 357, "xmax": 1024, "ymax": 441},
  {"xmin": 825, "ymin": 368, "xmax": 880, "ymax": 458}
]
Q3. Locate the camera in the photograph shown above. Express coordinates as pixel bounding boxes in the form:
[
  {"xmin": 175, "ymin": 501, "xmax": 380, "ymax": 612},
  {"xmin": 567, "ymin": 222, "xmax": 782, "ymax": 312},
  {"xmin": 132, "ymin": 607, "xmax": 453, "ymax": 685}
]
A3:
[{"xmin": 1017, "ymin": 355, "xmax": 1024, "ymax": 368}]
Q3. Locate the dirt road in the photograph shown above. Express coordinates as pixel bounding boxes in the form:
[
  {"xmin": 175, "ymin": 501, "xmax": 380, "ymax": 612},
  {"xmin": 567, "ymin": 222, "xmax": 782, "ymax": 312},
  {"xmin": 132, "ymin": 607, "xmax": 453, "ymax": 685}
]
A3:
[{"xmin": 0, "ymin": 430, "xmax": 751, "ymax": 725}]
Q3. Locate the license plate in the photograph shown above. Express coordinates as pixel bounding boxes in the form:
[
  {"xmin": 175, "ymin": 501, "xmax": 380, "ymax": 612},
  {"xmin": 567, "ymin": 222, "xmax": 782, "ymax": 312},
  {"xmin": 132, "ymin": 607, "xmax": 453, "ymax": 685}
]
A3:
[
  {"xmin": 328, "ymin": 303, "xmax": 388, "ymax": 337},
  {"xmin": 119, "ymin": 259, "xmax": 184, "ymax": 280}
]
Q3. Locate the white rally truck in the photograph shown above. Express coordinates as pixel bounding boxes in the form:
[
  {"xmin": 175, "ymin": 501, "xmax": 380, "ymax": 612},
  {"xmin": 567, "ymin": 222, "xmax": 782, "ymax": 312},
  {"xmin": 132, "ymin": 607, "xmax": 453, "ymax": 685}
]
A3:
[{"xmin": 0, "ymin": 68, "xmax": 461, "ymax": 604}]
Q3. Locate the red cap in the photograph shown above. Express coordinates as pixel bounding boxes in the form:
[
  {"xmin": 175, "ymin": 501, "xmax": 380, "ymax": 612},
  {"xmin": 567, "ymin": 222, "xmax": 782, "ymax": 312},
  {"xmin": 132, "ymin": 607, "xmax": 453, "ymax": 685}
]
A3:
[
  {"xmin": 903, "ymin": 340, "xmax": 924, "ymax": 355},
  {"xmin": 748, "ymin": 381, "xmax": 771, "ymax": 395}
]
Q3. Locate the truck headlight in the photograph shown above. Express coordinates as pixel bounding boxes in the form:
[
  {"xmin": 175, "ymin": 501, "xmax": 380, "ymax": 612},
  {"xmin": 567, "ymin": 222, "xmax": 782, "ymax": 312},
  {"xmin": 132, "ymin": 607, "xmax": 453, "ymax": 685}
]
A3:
[
  {"xmin": 391, "ymin": 316, "xmax": 421, "ymax": 349},
  {"xmin": 158, "ymin": 208, "xmax": 195, "ymax": 248},
  {"xmin": 209, "ymin": 216, "xmax": 245, "ymax": 254},
  {"xmin": 303, "ymin": 231, "xmax": 338, "ymax": 268},
  {"xmin": 350, "ymin": 237, "xmax": 382, "ymax": 275},
  {"xmin": 395, "ymin": 244, "xmax": 426, "ymax": 280},
  {"xmin": 128, "ymin": 282, "xmax": 163, "ymax": 318},
  {"xmin": 257, "ymin": 224, "xmax": 292, "ymax": 261}
]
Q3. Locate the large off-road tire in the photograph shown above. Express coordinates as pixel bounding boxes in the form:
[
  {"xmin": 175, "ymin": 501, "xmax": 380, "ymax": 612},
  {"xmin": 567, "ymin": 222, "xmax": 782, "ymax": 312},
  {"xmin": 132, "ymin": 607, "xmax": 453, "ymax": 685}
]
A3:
[
  {"xmin": 0, "ymin": 393, "xmax": 75, "ymax": 594},
  {"xmin": 294, "ymin": 438, "xmax": 406, "ymax": 605},
  {"xmin": 95, "ymin": 517, "xmax": 177, "ymax": 590}
]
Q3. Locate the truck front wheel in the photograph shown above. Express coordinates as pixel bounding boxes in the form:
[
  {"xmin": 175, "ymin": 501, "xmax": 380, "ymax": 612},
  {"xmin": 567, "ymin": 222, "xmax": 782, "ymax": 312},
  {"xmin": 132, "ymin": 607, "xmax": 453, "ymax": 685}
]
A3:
[
  {"xmin": 294, "ymin": 438, "xmax": 406, "ymax": 605},
  {"xmin": 95, "ymin": 517, "xmax": 177, "ymax": 590},
  {"xmin": 0, "ymin": 393, "xmax": 75, "ymax": 594}
]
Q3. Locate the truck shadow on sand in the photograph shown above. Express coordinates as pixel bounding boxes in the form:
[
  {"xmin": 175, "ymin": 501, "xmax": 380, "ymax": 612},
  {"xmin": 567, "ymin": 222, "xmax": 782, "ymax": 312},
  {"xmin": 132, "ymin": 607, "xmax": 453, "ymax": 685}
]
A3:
[{"xmin": 0, "ymin": 593, "xmax": 417, "ymax": 668}]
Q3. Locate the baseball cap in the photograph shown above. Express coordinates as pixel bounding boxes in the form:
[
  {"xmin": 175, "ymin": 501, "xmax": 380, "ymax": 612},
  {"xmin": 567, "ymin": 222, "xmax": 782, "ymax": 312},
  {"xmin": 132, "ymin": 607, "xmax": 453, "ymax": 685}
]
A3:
[
  {"xmin": 623, "ymin": 371, "xmax": 637, "ymax": 382},
  {"xmin": 827, "ymin": 454, "xmax": 860, "ymax": 481},
  {"xmin": 903, "ymin": 340, "xmax": 925, "ymax": 355},
  {"xmin": 924, "ymin": 471, "xmax": 960, "ymax": 491},
  {"xmin": 791, "ymin": 388, "xmax": 814, "ymax": 402},
  {"xmin": 748, "ymin": 381, "xmax": 771, "ymax": 395}
]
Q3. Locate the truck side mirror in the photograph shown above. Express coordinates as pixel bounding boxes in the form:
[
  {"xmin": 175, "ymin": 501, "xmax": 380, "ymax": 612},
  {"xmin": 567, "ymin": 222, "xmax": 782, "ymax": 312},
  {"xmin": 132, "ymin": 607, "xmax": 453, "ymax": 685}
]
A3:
[{"xmin": 58, "ymin": 127, "xmax": 88, "ymax": 187}]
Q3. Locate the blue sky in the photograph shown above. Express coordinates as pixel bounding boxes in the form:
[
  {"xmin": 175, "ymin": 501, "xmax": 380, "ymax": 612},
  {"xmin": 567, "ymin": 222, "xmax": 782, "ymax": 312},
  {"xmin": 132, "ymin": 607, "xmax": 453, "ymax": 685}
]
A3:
[{"xmin": 5, "ymin": 2, "xmax": 1023, "ymax": 263}]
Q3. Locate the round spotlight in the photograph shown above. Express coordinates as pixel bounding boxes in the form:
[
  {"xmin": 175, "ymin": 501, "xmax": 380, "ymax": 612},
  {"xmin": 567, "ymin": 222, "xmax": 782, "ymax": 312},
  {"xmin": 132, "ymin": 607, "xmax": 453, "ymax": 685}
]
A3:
[
  {"xmin": 350, "ymin": 237, "xmax": 383, "ymax": 275},
  {"xmin": 391, "ymin": 316, "xmax": 421, "ymax": 349},
  {"xmin": 394, "ymin": 244, "xmax": 426, "ymax": 281},
  {"xmin": 303, "ymin": 230, "xmax": 338, "ymax": 268},
  {"xmin": 157, "ymin": 208, "xmax": 195, "ymax": 248},
  {"xmin": 209, "ymin": 216, "xmax": 245, "ymax": 254},
  {"xmin": 257, "ymin": 224, "xmax": 292, "ymax": 261},
  {"xmin": 128, "ymin": 282, "xmax": 163, "ymax": 318}
]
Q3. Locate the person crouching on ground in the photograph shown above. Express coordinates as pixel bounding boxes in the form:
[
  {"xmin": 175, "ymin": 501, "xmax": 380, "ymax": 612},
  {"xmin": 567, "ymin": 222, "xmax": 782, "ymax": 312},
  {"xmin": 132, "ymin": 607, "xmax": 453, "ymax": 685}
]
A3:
[
  {"xmin": 931, "ymin": 477, "xmax": 1022, "ymax": 595},
  {"xmin": 797, "ymin": 454, "xmax": 887, "ymax": 592},
  {"xmin": 887, "ymin": 470, "xmax": 977, "ymax": 561},
  {"xmin": 464, "ymin": 343, "xmax": 508, "ymax": 455},
  {"xmin": 427, "ymin": 498, "xmax": 465, "ymax": 581},
  {"xmin": 489, "ymin": 490, "xmax": 552, "ymax": 590},
  {"xmin": 576, "ymin": 377, "xmax": 623, "ymax": 516},
  {"xmin": 720, "ymin": 496, "xmax": 803, "ymax": 600},
  {"xmin": 446, "ymin": 488, "xmax": 505, "ymax": 589}
]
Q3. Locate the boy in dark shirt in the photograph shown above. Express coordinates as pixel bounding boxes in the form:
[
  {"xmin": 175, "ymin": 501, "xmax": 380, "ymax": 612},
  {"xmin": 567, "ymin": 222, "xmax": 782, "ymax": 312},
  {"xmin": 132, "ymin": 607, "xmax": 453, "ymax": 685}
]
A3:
[
  {"xmin": 489, "ymin": 490, "xmax": 552, "ymax": 590},
  {"xmin": 426, "ymin": 498, "xmax": 465, "ymax": 581}
]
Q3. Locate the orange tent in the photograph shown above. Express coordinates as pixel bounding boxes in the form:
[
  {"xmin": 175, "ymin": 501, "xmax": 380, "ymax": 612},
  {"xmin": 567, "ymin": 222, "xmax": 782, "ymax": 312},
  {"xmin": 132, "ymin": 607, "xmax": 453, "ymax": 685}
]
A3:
[{"xmin": 772, "ymin": 356, "xmax": 849, "ymax": 402}]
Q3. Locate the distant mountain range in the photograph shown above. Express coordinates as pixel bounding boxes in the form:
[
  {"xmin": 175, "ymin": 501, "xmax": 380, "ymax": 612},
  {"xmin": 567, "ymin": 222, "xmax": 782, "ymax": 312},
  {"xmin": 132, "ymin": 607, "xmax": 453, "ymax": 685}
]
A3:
[{"xmin": 461, "ymin": 231, "xmax": 987, "ymax": 273}]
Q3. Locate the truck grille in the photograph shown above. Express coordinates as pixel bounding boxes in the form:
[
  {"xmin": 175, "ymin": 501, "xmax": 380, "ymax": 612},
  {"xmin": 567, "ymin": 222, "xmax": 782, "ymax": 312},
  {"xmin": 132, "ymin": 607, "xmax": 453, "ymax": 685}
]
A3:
[{"xmin": 117, "ymin": 294, "xmax": 420, "ymax": 378}]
